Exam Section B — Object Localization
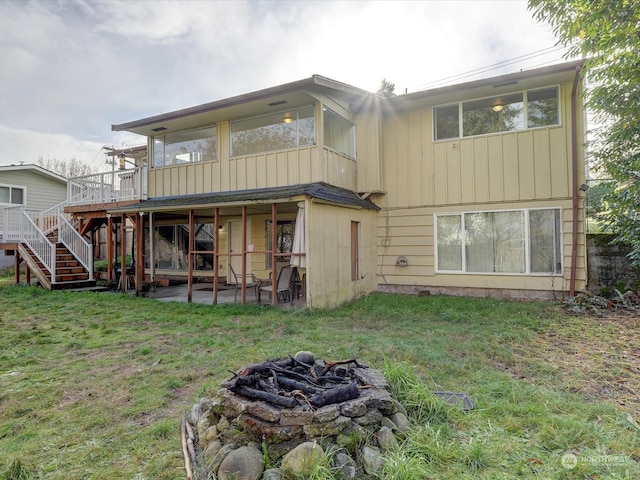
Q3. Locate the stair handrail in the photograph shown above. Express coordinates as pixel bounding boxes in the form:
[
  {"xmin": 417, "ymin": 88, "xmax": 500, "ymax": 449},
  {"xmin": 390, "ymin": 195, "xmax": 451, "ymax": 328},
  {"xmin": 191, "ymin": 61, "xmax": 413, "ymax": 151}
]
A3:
[
  {"xmin": 40, "ymin": 200, "xmax": 69, "ymax": 235},
  {"xmin": 58, "ymin": 213, "xmax": 93, "ymax": 278},
  {"xmin": 6, "ymin": 206, "xmax": 56, "ymax": 281}
]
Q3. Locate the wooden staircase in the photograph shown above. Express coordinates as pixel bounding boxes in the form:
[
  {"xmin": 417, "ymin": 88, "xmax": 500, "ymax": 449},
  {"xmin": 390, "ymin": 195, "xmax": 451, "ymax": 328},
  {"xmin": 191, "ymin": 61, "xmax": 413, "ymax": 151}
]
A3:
[{"xmin": 18, "ymin": 236, "xmax": 96, "ymax": 290}]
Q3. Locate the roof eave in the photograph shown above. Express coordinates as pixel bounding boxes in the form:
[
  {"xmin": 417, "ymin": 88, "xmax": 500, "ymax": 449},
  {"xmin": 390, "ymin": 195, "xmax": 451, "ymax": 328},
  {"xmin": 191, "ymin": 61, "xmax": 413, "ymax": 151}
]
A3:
[{"xmin": 111, "ymin": 75, "xmax": 372, "ymax": 133}]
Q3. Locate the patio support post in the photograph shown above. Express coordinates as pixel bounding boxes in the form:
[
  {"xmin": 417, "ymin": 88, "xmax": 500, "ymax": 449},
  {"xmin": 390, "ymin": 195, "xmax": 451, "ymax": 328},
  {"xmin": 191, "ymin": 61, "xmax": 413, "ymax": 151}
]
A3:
[
  {"xmin": 149, "ymin": 212, "xmax": 155, "ymax": 286},
  {"xmin": 26, "ymin": 264, "xmax": 30, "ymax": 284},
  {"xmin": 213, "ymin": 208, "xmax": 220, "ymax": 304},
  {"xmin": 120, "ymin": 215, "xmax": 126, "ymax": 293},
  {"xmin": 106, "ymin": 214, "xmax": 113, "ymax": 284},
  {"xmin": 271, "ymin": 203, "xmax": 277, "ymax": 306},
  {"xmin": 241, "ymin": 205, "xmax": 248, "ymax": 304},
  {"xmin": 135, "ymin": 212, "xmax": 144, "ymax": 296},
  {"xmin": 187, "ymin": 209, "xmax": 195, "ymax": 303}
]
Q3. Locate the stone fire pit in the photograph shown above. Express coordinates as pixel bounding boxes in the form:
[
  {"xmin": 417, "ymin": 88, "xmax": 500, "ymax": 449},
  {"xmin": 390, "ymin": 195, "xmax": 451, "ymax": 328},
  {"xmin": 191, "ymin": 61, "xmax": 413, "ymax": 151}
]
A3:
[{"xmin": 183, "ymin": 352, "xmax": 411, "ymax": 479}]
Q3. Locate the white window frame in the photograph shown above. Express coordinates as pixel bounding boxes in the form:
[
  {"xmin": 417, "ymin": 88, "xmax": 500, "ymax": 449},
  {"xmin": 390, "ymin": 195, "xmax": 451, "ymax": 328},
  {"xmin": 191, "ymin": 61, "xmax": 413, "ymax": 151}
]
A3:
[
  {"xmin": 434, "ymin": 207, "xmax": 563, "ymax": 275},
  {"xmin": 433, "ymin": 86, "xmax": 560, "ymax": 141},
  {"xmin": 0, "ymin": 183, "xmax": 26, "ymax": 206}
]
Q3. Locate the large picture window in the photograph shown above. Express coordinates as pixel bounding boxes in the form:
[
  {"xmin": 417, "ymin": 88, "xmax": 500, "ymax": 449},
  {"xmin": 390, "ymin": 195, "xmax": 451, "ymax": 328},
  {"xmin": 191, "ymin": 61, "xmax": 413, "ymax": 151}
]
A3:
[
  {"xmin": 152, "ymin": 126, "xmax": 217, "ymax": 168},
  {"xmin": 231, "ymin": 106, "xmax": 315, "ymax": 157},
  {"xmin": 435, "ymin": 208, "xmax": 562, "ymax": 274},
  {"xmin": 434, "ymin": 87, "xmax": 559, "ymax": 140},
  {"xmin": 0, "ymin": 185, "xmax": 25, "ymax": 205}
]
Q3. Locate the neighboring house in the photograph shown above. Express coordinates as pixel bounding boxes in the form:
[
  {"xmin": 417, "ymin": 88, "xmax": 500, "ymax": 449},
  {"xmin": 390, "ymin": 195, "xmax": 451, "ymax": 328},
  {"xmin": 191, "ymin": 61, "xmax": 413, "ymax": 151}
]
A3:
[
  {"xmin": 1, "ymin": 60, "xmax": 587, "ymax": 305},
  {"xmin": 0, "ymin": 164, "xmax": 67, "ymax": 270}
]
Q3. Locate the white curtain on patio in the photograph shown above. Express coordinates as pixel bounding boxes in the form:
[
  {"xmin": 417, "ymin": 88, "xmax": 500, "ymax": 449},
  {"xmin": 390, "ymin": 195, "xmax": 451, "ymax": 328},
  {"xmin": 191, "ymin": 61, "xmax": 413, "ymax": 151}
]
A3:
[{"xmin": 290, "ymin": 202, "xmax": 306, "ymax": 268}]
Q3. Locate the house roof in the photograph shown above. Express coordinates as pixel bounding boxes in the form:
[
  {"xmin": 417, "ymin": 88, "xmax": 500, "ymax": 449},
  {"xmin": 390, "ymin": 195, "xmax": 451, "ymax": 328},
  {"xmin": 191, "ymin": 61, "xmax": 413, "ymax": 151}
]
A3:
[
  {"xmin": 112, "ymin": 75, "xmax": 375, "ymax": 137},
  {"xmin": 110, "ymin": 182, "xmax": 380, "ymax": 215},
  {"xmin": 0, "ymin": 164, "xmax": 67, "ymax": 184},
  {"xmin": 378, "ymin": 60, "xmax": 586, "ymax": 111}
]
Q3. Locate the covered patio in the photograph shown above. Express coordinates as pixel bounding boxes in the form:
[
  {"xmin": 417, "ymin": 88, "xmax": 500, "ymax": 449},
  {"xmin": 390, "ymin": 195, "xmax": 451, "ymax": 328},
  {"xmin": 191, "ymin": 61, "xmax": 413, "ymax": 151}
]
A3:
[{"xmin": 107, "ymin": 182, "xmax": 378, "ymax": 308}]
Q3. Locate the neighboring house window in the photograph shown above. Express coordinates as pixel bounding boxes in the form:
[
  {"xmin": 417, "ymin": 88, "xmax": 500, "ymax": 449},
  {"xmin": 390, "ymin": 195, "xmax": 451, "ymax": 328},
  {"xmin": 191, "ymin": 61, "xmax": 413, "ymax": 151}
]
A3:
[
  {"xmin": 324, "ymin": 107, "xmax": 356, "ymax": 158},
  {"xmin": 434, "ymin": 87, "xmax": 559, "ymax": 140},
  {"xmin": 152, "ymin": 126, "xmax": 217, "ymax": 168},
  {"xmin": 265, "ymin": 220, "xmax": 294, "ymax": 268},
  {"xmin": 351, "ymin": 221, "xmax": 359, "ymax": 281},
  {"xmin": 231, "ymin": 106, "xmax": 315, "ymax": 157},
  {"xmin": 435, "ymin": 208, "xmax": 562, "ymax": 274},
  {"xmin": 0, "ymin": 184, "xmax": 25, "ymax": 205}
]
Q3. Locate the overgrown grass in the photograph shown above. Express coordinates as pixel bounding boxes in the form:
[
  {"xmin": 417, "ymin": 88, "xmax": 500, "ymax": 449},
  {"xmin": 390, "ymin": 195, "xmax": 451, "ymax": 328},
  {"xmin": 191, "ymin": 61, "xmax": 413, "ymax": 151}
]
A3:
[{"xmin": 0, "ymin": 286, "xmax": 639, "ymax": 479}]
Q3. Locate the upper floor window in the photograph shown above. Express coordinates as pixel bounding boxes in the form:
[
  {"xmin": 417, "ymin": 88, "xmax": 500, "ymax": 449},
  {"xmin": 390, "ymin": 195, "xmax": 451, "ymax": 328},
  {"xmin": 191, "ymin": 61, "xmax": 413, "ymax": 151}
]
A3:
[
  {"xmin": 231, "ymin": 106, "xmax": 315, "ymax": 157},
  {"xmin": 323, "ymin": 107, "xmax": 356, "ymax": 158},
  {"xmin": 434, "ymin": 87, "xmax": 559, "ymax": 141},
  {"xmin": 152, "ymin": 126, "xmax": 217, "ymax": 168},
  {"xmin": 0, "ymin": 184, "xmax": 24, "ymax": 205}
]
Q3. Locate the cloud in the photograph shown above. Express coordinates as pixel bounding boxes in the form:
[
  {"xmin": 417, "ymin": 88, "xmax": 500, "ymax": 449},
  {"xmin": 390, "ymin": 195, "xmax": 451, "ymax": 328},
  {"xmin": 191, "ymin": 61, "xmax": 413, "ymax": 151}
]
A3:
[{"xmin": 0, "ymin": 0, "xmax": 562, "ymax": 168}]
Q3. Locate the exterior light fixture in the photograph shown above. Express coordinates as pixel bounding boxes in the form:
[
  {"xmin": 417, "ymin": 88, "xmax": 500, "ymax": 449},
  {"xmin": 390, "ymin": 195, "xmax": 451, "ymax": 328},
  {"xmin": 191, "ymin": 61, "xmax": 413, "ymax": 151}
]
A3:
[
  {"xmin": 492, "ymin": 103, "xmax": 504, "ymax": 113},
  {"xmin": 118, "ymin": 153, "xmax": 126, "ymax": 170},
  {"xmin": 282, "ymin": 114, "xmax": 295, "ymax": 123}
]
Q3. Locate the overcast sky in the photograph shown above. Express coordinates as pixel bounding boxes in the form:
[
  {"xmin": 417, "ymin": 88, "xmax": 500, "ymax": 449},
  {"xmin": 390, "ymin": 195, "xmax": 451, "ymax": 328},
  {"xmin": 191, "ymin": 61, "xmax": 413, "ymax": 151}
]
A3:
[{"xmin": 0, "ymin": 0, "xmax": 566, "ymax": 171}]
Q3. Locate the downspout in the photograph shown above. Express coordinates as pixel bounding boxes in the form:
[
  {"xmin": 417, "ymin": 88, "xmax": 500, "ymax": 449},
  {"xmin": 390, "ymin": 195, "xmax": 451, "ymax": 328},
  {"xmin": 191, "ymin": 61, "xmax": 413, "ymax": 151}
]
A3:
[{"xmin": 569, "ymin": 64, "xmax": 583, "ymax": 296}]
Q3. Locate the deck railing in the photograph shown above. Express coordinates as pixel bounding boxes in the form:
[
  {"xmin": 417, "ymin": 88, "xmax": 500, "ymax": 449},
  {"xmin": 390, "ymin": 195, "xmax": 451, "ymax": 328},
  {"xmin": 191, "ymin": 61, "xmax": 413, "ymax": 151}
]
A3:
[
  {"xmin": 67, "ymin": 167, "xmax": 145, "ymax": 206},
  {"xmin": 59, "ymin": 213, "xmax": 93, "ymax": 278}
]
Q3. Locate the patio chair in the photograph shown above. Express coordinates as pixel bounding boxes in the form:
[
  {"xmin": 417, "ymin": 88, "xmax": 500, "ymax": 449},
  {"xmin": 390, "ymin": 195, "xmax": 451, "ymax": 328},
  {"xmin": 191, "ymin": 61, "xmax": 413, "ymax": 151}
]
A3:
[
  {"xmin": 258, "ymin": 265, "xmax": 294, "ymax": 304},
  {"xmin": 228, "ymin": 265, "xmax": 261, "ymax": 303}
]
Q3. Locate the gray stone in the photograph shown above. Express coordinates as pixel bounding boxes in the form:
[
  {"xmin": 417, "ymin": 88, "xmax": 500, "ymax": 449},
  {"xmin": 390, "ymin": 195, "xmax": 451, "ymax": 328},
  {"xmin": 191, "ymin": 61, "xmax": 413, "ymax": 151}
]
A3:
[
  {"xmin": 390, "ymin": 412, "xmax": 410, "ymax": 433},
  {"xmin": 380, "ymin": 417, "xmax": 397, "ymax": 431},
  {"xmin": 353, "ymin": 408, "xmax": 383, "ymax": 426},
  {"xmin": 204, "ymin": 425, "xmax": 219, "ymax": 445},
  {"xmin": 362, "ymin": 446, "xmax": 383, "ymax": 475},
  {"xmin": 313, "ymin": 404, "xmax": 340, "ymax": 423},
  {"xmin": 376, "ymin": 426, "xmax": 398, "ymax": 452},
  {"xmin": 220, "ymin": 390, "xmax": 253, "ymax": 415},
  {"xmin": 359, "ymin": 388, "xmax": 394, "ymax": 415},
  {"xmin": 279, "ymin": 408, "xmax": 313, "ymax": 426},
  {"xmin": 281, "ymin": 442, "xmax": 325, "ymax": 477},
  {"xmin": 207, "ymin": 442, "xmax": 236, "ymax": 475},
  {"xmin": 202, "ymin": 439, "xmax": 223, "ymax": 466},
  {"xmin": 217, "ymin": 415, "xmax": 230, "ymax": 432},
  {"xmin": 294, "ymin": 351, "xmax": 315, "ymax": 365},
  {"xmin": 333, "ymin": 452, "xmax": 357, "ymax": 479},
  {"xmin": 262, "ymin": 468, "xmax": 283, "ymax": 480},
  {"xmin": 340, "ymin": 397, "xmax": 368, "ymax": 417},
  {"xmin": 352, "ymin": 368, "xmax": 388, "ymax": 388},
  {"xmin": 336, "ymin": 424, "xmax": 369, "ymax": 450},
  {"xmin": 392, "ymin": 398, "xmax": 408, "ymax": 417},
  {"xmin": 218, "ymin": 445, "xmax": 264, "ymax": 480},
  {"xmin": 248, "ymin": 401, "xmax": 281, "ymax": 422},
  {"xmin": 238, "ymin": 414, "xmax": 302, "ymax": 443},
  {"xmin": 197, "ymin": 414, "xmax": 212, "ymax": 445},
  {"xmin": 303, "ymin": 415, "xmax": 351, "ymax": 437}
]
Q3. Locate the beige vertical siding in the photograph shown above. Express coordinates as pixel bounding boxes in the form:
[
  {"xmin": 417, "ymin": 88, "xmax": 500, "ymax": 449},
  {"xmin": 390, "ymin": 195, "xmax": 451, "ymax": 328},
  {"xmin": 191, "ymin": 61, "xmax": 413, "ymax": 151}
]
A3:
[
  {"xmin": 148, "ymin": 145, "xmax": 356, "ymax": 197},
  {"xmin": 307, "ymin": 201, "xmax": 377, "ymax": 307},
  {"xmin": 375, "ymin": 200, "xmax": 586, "ymax": 293},
  {"xmin": 355, "ymin": 111, "xmax": 382, "ymax": 193},
  {"xmin": 381, "ymin": 83, "xmax": 576, "ymax": 208}
]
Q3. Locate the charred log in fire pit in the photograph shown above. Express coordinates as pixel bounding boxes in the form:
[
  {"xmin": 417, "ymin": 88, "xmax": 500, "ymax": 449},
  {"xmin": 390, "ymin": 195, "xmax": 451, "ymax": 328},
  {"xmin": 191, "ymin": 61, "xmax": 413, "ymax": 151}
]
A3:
[{"xmin": 224, "ymin": 355, "xmax": 365, "ymax": 409}]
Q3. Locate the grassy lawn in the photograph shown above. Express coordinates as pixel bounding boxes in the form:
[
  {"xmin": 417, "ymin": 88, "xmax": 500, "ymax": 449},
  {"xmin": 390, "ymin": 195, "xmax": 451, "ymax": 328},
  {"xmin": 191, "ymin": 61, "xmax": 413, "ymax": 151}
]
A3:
[{"xmin": 1, "ymin": 283, "xmax": 639, "ymax": 479}]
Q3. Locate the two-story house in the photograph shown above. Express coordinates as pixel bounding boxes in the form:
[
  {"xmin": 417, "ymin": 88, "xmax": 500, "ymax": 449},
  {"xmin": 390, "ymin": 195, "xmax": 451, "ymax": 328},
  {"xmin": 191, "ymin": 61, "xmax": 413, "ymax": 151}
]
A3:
[{"xmin": 2, "ymin": 60, "xmax": 586, "ymax": 306}]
